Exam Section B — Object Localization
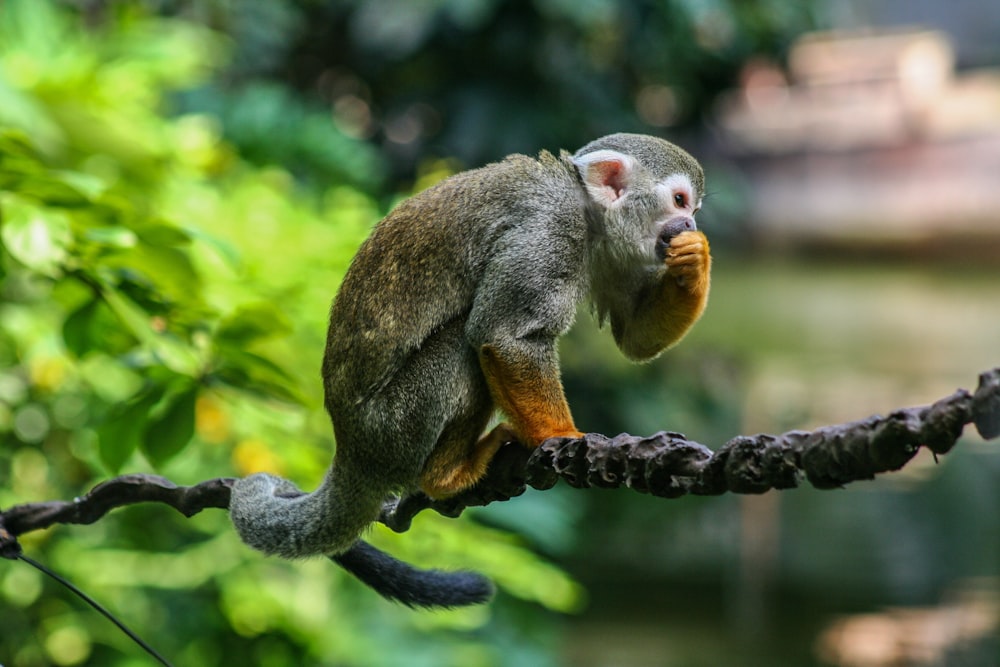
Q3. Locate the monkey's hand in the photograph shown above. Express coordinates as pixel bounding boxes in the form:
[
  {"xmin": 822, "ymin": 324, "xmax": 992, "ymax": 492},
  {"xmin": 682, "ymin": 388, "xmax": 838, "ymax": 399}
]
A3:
[
  {"xmin": 664, "ymin": 230, "xmax": 710, "ymax": 293},
  {"xmin": 609, "ymin": 229, "xmax": 711, "ymax": 361}
]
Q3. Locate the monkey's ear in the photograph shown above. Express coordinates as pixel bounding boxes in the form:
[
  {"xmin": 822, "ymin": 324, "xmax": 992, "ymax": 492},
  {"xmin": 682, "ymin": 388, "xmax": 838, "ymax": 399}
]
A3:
[{"xmin": 572, "ymin": 150, "xmax": 636, "ymax": 207}]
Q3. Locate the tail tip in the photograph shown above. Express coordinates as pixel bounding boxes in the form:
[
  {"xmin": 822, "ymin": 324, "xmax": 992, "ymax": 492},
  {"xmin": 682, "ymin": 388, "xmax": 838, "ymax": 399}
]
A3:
[{"xmin": 334, "ymin": 541, "xmax": 496, "ymax": 609}]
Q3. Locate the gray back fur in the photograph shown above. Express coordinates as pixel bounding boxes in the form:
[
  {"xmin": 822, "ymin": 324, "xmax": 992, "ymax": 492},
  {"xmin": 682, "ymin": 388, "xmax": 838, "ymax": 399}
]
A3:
[{"xmin": 230, "ymin": 133, "xmax": 701, "ymax": 559}]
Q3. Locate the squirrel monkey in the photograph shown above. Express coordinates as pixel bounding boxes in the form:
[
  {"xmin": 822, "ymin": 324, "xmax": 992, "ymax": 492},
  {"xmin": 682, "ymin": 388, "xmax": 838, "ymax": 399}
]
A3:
[{"xmin": 229, "ymin": 133, "xmax": 711, "ymax": 607}]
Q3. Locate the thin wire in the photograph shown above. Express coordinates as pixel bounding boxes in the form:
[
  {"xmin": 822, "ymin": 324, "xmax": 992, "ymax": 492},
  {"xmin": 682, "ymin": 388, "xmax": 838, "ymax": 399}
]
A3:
[{"xmin": 17, "ymin": 554, "xmax": 174, "ymax": 667}]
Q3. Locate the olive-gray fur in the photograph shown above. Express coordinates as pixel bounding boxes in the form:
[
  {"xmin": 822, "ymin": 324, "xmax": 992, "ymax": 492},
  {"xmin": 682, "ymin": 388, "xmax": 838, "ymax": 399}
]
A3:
[{"xmin": 228, "ymin": 133, "xmax": 705, "ymax": 606}]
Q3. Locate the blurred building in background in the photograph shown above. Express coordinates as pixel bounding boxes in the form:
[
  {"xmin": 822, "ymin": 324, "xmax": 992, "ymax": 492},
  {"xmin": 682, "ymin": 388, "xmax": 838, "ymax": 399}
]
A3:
[{"xmin": 714, "ymin": 27, "xmax": 1000, "ymax": 254}]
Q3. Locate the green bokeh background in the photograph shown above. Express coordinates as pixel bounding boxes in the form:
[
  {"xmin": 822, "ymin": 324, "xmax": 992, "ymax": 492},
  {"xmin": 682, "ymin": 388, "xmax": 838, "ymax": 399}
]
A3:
[{"xmin": 1, "ymin": 1, "xmax": 997, "ymax": 666}]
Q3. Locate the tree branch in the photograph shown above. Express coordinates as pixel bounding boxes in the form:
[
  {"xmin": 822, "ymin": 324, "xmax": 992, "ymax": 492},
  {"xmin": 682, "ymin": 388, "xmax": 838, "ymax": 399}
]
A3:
[
  {"xmin": 380, "ymin": 367, "xmax": 1000, "ymax": 530},
  {"xmin": 2, "ymin": 368, "xmax": 998, "ymax": 557},
  {"xmin": 1, "ymin": 476, "xmax": 234, "ymax": 558}
]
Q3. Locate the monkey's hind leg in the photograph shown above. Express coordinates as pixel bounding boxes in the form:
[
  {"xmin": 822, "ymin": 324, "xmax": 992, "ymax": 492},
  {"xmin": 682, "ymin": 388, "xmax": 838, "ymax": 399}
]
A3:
[{"xmin": 420, "ymin": 423, "xmax": 518, "ymax": 499}]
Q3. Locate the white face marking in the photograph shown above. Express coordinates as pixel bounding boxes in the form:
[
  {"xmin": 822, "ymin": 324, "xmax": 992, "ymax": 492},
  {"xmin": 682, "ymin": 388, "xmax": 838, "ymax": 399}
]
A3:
[{"xmin": 655, "ymin": 174, "xmax": 701, "ymax": 216}]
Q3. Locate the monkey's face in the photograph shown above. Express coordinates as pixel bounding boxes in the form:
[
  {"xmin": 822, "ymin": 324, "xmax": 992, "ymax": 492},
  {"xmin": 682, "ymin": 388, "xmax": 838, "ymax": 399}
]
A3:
[
  {"xmin": 652, "ymin": 173, "xmax": 702, "ymax": 261},
  {"xmin": 574, "ymin": 146, "xmax": 703, "ymax": 270}
]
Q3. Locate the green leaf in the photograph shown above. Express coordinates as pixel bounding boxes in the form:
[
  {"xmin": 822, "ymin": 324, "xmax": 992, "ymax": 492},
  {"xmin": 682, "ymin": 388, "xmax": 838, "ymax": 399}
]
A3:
[
  {"xmin": 135, "ymin": 221, "xmax": 191, "ymax": 247},
  {"xmin": 140, "ymin": 385, "xmax": 198, "ymax": 467},
  {"xmin": 99, "ymin": 286, "xmax": 202, "ymax": 376},
  {"xmin": 97, "ymin": 388, "xmax": 163, "ymax": 473},
  {"xmin": 81, "ymin": 226, "xmax": 138, "ymax": 249},
  {"xmin": 0, "ymin": 130, "xmax": 43, "ymax": 189},
  {"xmin": 0, "ymin": 193, "xmax": 71, "ymax": 275},
  {"xmin": 216, "ymin": 303, "xmax": 292, "ymax": 346},
  {"xmin": 0, "ymin": 129, "xmax": 36, "ymax": 159},
  {"xmin": 211, "ymin": 348, "xmax": 304, "ymax": 404},
  {"xmin": 98, "ymin": 282, "xmax": 154, "ymax": 337},
  {"xmin": 62, "ymin": 295, "xmax": 140, "ymax": 358},
  {"xmin": 104, "ymin": 242, "xmax": 201, "ymax": 308},
  {"xmin": 13, "ymin": 172, "xmax": 95, "ymax": 207},
  {"xmin": 62, "ymin": 298, "xmax": 100, "ymax": 357}
]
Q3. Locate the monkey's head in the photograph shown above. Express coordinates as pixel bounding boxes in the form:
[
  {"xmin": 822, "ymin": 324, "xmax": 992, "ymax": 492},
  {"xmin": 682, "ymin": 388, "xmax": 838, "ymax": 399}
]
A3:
[{"xmin": 572, "ymin": 133, "xmax": 704, "ymax": 267}]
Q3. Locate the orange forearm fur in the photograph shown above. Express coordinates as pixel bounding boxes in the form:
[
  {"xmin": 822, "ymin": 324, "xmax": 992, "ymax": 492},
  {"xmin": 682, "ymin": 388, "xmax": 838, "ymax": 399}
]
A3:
[
  {"xmin": 479, "ymin": 344, "xmax": 582, "ymax": 446},
  {"xmin": 615, "ymin": 230, "xmax": 711, "ymax": 360}
]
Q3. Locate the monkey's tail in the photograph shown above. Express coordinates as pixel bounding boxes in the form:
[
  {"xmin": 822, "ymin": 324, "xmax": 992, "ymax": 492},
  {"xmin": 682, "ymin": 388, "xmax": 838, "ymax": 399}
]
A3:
[{"xmin": 332, "ymin": 540, "xmax": 494, "ymax": 608}]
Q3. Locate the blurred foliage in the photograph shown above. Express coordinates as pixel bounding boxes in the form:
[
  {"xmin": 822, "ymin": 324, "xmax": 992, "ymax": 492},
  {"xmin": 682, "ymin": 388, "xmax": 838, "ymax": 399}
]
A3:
[
  {"xmin": 279, "ymin": 0, "xmax": 819, "ymax": 177},
  {"xmin": 9, "ymin": 1, "xmax": 994, "ymax": 666},
  {"xmin": 0, "ymin": 1, "xmax": 583, "ymax": 665},
  {"xmin": 98, "ymin": 0, "xmax": 822, "ymax": 183}
]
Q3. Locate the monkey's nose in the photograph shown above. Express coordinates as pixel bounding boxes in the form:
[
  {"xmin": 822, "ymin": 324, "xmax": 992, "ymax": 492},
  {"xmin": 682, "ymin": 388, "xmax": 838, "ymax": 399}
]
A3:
[
  {"xmin": 656, "ymin": 217, "xmax": 697, "ymax": 259},
  {"xmin": 660, "ymin": 216, "xmax": 696, "ymax": 239},
  {"xmin": 674, "ymin": 216, "xmax": 697, "ymax": 232}
]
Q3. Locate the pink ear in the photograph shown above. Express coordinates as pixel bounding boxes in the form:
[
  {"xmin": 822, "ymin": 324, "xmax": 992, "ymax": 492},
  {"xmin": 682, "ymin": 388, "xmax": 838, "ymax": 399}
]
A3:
[
  {"xmin": 574, "ymin": 149, "xmax": 634, "ymax": 206},
  {"xmin": 591, "ymin": 159, "xmax": 627, "ymax": 201}
]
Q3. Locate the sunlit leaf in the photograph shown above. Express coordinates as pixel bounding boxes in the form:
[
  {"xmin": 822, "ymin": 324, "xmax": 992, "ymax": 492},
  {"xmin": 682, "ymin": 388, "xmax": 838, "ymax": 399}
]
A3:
[
  {"xmin": 0, "ymin": 83, "xmax": 66, "ymax": 154},
  {"xmin": 13, "ymin": 173, "xmax": 94, "ymax": 206},
  {"xmin": 99, "ymin": 285, "xmax": 201, "ymax": 376},
  {"xmin": 103, "ymin": 242, "xmax": 200, "ymax": 307},
  {"xmin": 81, "ymin": 226, "xmax": 138, "ymax": 248},
  {"xmin": 135, "ymin": 221, "xmax": 191, "ymax": 247},
  {"xmin": 216, "ymin": 303, "xmax": 292, "ymax": 345},
  {"xmin": 98, "ymin": 282, "xmax": 158, "ymax": 345},
  {"xmin": 0, "ymin": 129, "xmax": 45, "ymax": 188},
  {"xmin": 0, "ymin": 193, "xmax": 71, "ymax": 275},
  {"xmin": 0, "ymin": 129, "xmax": 36, "ymax": 158}
]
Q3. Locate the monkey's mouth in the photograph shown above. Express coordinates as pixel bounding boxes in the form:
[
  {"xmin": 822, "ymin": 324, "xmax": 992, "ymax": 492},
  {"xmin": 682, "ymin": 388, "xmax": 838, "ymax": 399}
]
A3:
[{"xmin": 654, "ymin": 216, "xmax": 697, "ymax": 259}]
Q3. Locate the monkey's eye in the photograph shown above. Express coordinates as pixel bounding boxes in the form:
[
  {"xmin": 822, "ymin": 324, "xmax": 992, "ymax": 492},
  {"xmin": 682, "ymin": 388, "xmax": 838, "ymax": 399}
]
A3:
[{"xmin": 673, "ymin": 193, "xmax": 688, "ymax": 209}]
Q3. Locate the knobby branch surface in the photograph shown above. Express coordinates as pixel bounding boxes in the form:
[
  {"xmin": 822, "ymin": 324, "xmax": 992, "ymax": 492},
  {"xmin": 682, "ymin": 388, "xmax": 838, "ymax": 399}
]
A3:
[
  {"xmin": 0, "ymin": 476, "xmax": 234, "ymax": 559},
  {"xmin": 2, "ymin": 367, "xmax": 999, "ymax": 557},
  {"xmin": 380, "ymin": 367, "xmax": 1000, "ymax": 531}
]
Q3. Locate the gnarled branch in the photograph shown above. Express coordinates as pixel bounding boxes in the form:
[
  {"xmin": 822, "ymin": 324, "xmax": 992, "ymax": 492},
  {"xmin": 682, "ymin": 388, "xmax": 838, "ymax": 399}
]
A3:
[
  {"xmin": 380, "ymin": 367, "xmax": 1000, "ymax": 530},
  {"xmin": 1, "ymin": 475, "xmax": 234, "ymax": 558},
  {"xmin": 2, "ymin": 367, "xmax": 998, "ymax": 557}
]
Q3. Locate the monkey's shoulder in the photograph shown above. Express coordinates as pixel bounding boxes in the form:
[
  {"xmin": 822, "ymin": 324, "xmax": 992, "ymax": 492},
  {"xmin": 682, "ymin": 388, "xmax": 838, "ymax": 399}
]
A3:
[
  {"xmin": 323, "ymin": 150, "xmax": 587, "ymax": 406},
  {"xmin": 387, "ymin": 150, "xmax": 576, "ymax": 222}
]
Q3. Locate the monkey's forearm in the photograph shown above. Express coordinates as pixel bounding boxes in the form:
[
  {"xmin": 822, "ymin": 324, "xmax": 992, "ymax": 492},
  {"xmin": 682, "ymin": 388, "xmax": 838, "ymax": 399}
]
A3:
[
  {"xmin": 613, "ymin": 231, "xmax": 710, "ymax": 361},
  {"xmin": 479, "ymin": 343, "xmax": 582, "ymax": 445}
]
